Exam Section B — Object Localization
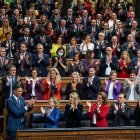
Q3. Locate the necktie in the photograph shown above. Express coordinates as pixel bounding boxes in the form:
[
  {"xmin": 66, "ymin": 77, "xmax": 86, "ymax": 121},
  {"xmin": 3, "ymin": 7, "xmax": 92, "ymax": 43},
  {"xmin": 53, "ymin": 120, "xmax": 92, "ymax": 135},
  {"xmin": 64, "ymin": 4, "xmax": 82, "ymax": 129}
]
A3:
[
  {"xmin": 9, "ymin": 40, "xmax": 13, "ymax": 58},
  {"xmin": 10, "ymin": 76, "xmax": 15, "ymax": 97},
  {"xmin": 17, "ymin": 98, "xmax": 21, "ymax": 109}
]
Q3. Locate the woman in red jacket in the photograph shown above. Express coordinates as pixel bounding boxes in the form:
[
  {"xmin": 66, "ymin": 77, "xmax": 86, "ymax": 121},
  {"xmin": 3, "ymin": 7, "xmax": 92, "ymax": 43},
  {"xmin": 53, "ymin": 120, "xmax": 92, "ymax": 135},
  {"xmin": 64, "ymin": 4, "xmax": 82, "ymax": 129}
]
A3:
[
  {"xmin": 87, "ymin": 92, "xmax": 109, "ymax": 127},
  {"xmin": 43, "ymin": 68, "xmax": 61, "ymax": 100}
]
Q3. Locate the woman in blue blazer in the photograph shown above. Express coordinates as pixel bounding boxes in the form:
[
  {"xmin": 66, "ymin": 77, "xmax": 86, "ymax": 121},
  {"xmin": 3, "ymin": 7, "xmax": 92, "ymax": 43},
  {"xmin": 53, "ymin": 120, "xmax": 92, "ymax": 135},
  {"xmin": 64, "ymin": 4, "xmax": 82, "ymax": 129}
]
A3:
[{"xmin": 40, "ymin": 97, "xmax": 60, "ymax": 128}]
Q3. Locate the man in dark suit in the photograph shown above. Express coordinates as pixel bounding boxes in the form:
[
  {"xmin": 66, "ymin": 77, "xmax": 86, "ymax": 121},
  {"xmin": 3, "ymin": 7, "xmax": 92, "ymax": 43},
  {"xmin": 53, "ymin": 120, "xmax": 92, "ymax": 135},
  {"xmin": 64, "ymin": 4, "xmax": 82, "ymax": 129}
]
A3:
[
  {"xmin": 34, "ymin": 27, "xmax": 52, "ymax": 56},
  {"xmin": 82, "ymin": 66, "xmax": 101, "ymax": 100},
  {"xmin": 94, "ymin": 32, "xmax": 109, "ymax": 59},
  {"xmin": 2, "ymin": 65, "xmax": 22, "ymax": 100},
  {"xmin": 0, "ymin": 47, "xmax": 10, "ymax": 76},
  {"xmin": 32, "ymin": 43, "xmax": 50, "ymax": 77},
  {"xmin": 122, "ymin": 34, "xmax": 139, "ymax": 59},
  {"xmin": 13, "ymin": 42, "xmax": 32, "ymax": 77},
  {"xmin": 18, "ymin": 27, "xmax": 35, "ymax": 53},
  {"xmin": 108, "ymin": 93, "xmax": 131, "ymax": 126},
  {"xmin": 55, "ymin": 19, "xmax": 68, "ymax": 43},
  {"xmin": 129, "ymin": 49, "xmax": 140, "ymax": 77},
  {"xmin": 100, "ymin": 47, "xmax": 119, "ymax": 77},
  {"xmin": 6, "ymin": 84, "xmax": 36, "ymax": 140},
  {"xmin": 1, "ymin": 32, "xmax": 18, "ymax": 58}
]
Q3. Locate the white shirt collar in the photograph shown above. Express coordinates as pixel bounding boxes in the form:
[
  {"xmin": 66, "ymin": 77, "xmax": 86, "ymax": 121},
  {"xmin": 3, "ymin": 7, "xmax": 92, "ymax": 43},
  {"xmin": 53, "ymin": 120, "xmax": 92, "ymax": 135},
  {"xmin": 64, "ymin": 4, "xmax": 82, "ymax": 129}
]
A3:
[{"xmin": 13, "ymin": 94, "xmax": 18, "ymax": 101}]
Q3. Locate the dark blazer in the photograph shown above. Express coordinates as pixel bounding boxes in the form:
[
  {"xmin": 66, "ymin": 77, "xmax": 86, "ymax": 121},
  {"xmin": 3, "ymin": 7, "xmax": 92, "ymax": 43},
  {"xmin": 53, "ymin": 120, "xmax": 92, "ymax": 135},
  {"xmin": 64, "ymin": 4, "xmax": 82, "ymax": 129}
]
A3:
[
  {"xmin": 43, "ymin": 108, "xmax": 60, "ymax": 128},
  {"xmin": 6, "ymin": 95, "xmax": 29, "ymax": 132},
  {"xmin": 122, "ymin": 42, "xmax": 139, "ymax": 59},
  {"xmin": 13, "ymin": 52, "xmax": 32, "ymax": 76},
  {"xmin": 100, "ymin": 56, "xmax": 119, "ymax": 77},
  {"xmin": 82, "ymin": 76, "xmax": 101, "ymax": 100},
  {"xmin": 24, "ymin": 80, "xmax": 43, "ymax": 100},
  {"xmin": 64, "ymin": 15, "xmax": 75, "ymax": 28},
  {"xmin": 134, "ymin": 103, "xmax": 140, "ymax": 126},
  {"xmin": 1, "ymin": 40, "xmax": 18, "ymax": 58},
  {"xmin": 108, "ymin": 102, "xmax": 131, "ymax": 126},
  {"xmin": 2, "ymin": 75, "xmax": 22, "ymax": 99},
  {"xmin": 94, "ymin": 40, "xmax": 109, "ymax": 59},
  {"xmin": 34, "ymin": 35, "xmax": 52, "ymax": 56},
  {"xmin": 129, "ymin": 57, "xmax": 139, "ymax": 72},
  {"xmin": 65, "ymin": 83, "xmax": 83, "ymax": 100},
  {"xmin": 18, "ymin": 36, "xmax": 35, "ymax": 52},
  {"xmin": 64, "ymin": 104, "xmax": 83, "ymax": 128},
  {"xmin": 32, "ymin": 53, "xmax": 50, "ymax": 77}
]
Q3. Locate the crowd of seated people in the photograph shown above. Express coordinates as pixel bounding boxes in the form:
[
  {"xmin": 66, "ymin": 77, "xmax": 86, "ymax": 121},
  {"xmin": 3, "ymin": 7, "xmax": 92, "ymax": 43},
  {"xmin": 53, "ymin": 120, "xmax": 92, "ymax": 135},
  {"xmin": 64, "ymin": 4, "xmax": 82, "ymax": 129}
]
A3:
[{"xmin": 0, "ymin": 0, "xmax": 140, "ymax": 138}]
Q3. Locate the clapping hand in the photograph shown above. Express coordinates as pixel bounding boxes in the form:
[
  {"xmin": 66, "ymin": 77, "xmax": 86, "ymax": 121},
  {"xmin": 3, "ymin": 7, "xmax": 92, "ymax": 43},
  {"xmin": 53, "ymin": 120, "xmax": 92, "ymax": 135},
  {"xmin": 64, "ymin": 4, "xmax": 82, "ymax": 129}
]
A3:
[
  {"xmin": 26, "ymin": 98, "xmax": 36, "ymax": 108},
  {"xmin": 114, "ymin": 103, "xmax": 118, "ymax": 111},
  {"xmin": 6, "ymin": 75, "xmax": 10, "ymax": 82},
  {"xmin": 40, "ymin": 107, "xmax": 45, "ymax": 114},
  {"xmin": 121, "ymin": 103, "xmax": 125, "ymax": 111}
]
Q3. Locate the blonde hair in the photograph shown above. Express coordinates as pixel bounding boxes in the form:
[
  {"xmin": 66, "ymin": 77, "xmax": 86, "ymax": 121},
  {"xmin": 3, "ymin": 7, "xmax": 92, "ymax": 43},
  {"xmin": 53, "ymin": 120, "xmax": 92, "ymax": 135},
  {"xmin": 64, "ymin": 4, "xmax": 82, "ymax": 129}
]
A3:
[
  {"xmin": 119, "ymin": 50, "xmax": 131, "ymax": 63},
  {"xmin": 69, "ymin": 92, "xmax": 80, "ymax": 104},
  {"xmin": 2, "ymin": 18, "xmax": 11, "ymax": 32},
  {"xmin": 50, "ymin": 97, "xmax": 60, "ymax": 108},
  {"xmin": 71, "ymin": 72, "xmax": 80, "ymax": 83},
  {"xmin": 47, "ymin": 68, "xmax": 61, "ymax": 83}
]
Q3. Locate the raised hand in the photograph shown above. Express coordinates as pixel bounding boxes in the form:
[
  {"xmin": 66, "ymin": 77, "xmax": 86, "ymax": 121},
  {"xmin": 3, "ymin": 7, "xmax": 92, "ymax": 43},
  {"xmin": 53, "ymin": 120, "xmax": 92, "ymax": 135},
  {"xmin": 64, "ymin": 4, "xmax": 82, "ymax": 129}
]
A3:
[
  {"xmin": 6, "ymin": 75, "xmax": 10, "ymax": 82},
  {"xmin": 87, "ymin": 101, "xmax": 91, "ymax": 108},
  {"xmin": 114, "ymin": 103, "xmax": 118, "ymax": 111},
  {"xmin": 40, "ymin": 107, "xmax": 45, "ymax": 114}
]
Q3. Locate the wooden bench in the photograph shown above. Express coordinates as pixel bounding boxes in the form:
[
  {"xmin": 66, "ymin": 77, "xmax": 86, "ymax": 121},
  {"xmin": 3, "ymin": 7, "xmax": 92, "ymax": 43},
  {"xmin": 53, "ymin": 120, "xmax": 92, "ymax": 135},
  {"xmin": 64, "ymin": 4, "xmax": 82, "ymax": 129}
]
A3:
[
  {"xmin": 16, "ymin": 127, "xmax": 140, "ymax": 140},
  {"xmin": 0, "ymin": 77, "xmax": 125, "ymax": 92}
]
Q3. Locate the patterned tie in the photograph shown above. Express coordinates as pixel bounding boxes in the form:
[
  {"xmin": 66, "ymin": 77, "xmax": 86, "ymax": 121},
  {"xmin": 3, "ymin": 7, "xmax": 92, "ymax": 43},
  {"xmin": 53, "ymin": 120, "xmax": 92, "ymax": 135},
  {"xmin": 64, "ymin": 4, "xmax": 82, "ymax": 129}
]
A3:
[{"xmin": 20, "ymin": 53, "xmax": 24, "ymax": 71}]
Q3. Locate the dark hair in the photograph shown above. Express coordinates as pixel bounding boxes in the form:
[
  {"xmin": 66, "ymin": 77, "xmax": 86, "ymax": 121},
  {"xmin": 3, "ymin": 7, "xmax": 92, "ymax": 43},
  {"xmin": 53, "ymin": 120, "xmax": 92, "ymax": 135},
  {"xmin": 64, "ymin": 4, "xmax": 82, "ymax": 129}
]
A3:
[
  {"xmin": 31, "ymin": 67, "xmax": 40, "ymax": 77},
  {"xmin": 5, "ymin": 32, "xmax": 11, "ymax": 36},
  {"xmin": 88, "ymin": 65, "xmax": 96, "ymax": 71},
  {"xmin": 118, "ymin": 93, "xmax": 126, "ymax": 99},
  {"xmin": 13, "ymin": 83, "xmax": 22, "ymax": 91},
  {"xmin": 130, "ymin": 70, "xmax": 137, "ymax": 75},
  {"xmin": 56, "ymin": 47, "xmax": 65, "ymax": 56}
]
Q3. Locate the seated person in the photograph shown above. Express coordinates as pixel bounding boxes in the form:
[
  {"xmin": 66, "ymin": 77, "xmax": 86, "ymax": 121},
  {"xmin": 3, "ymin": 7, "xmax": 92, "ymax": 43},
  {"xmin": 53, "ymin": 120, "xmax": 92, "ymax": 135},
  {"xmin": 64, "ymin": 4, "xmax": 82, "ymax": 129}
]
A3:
[
  {"xmin": 104, "ymin": 70, "xmax": 121, "ymax": 100},
  {"xmin": 24, "ymin": 68, "xmax": 43, "ymax": 100},
  {"xmin": 65, "ymin": 72, "xmax": 82, "ymax": 100},
  {"xmin": 123, "ymin": 70, "xmax": 140, "ymax": 101},
  {"xmin": 40, "ymin": 97, "xmax": 60, "ymax": 128},
  {"xmin": 108, "ymin": 93, "xmax": 131, "ymax": 126},
  {"xmin": 134, "ymin": 100, "xmax": 140, "ymax": 126},
  {"xmin": 43, "ymin": 68, "xmax": 61, "ymax": 100},
  {"xmin": 52, "ymin": 47, "xmax": 67, "ymax": 77},
  {"xmin": 87, "ymin": 92, "xmax": 109, "ymax": 127},
  {"xmin": 64, "ymin": 92, "xmax": 83, "ymax": 128}
]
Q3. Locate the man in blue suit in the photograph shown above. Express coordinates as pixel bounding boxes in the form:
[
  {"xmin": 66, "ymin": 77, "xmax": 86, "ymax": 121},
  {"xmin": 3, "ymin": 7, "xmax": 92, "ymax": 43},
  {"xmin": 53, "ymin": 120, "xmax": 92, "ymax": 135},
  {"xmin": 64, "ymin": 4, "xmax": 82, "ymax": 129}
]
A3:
[{"xmin": 6, "ymin": 84, "xmax": 36, "ymax": 140}]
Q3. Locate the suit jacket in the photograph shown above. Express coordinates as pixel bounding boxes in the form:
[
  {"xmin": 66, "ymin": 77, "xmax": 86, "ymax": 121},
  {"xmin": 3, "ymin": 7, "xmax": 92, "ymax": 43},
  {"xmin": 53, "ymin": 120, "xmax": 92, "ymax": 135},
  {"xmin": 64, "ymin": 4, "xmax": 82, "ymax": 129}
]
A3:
[
  {"xmin": 134, "ymin": 103, "xmax": 140, "ymax": 126},
  {"xmin": 122, "ymin": 42, "xmax": 139, "ymax": 59},
  {"xmin": 34, "ymin": 35, "xmax": 52, "ymax": 56},
  {"xmin": 108, "ymin": 102, "xmax": 131, "ymax": 126},
  {"xmin": 0, "ymin": 57, "xmax": 10, "ymax": 76},
  {"xmin": 13, "ymin": 52, "xmax": 32, "ymax": 76},
  {"xmin": 64, "ymin": 104, "xmax": 83, "ymax": 128},
  {"xmin": 123, "ymin": 79, "xmax": 140, "ymax": 100},
  {"xmin": 6, "ymin": 95, "xmax": 29, "ymax": 132},
  {"xmin": 43, "ymin": 79, "xmax": 61, "ymax": 100},
  {"xmin": 94, "ymin": 40, "xmax": 109, "ymax": 59},
  {"xmin": 1, "ymin": 39, "xmax": 18, "ymax": 58},
  {"xmin": 2, "ymin": 75, "xmax": 22, "ymax": 99},
  {"xmin": 18, "ymin": 36, "xmax": 35, "ymax": 52},
  {"xmin": 104, "ymin": 80, "xmax": 121, "ymax": 100},
  {"xmin": 129, "ymin": 57, "xmax": 139, "ymax": 72},
  {"xmin": 82, "ymin": 76, "xmax": 101, "ymax": 100},
  {"xmin": 100, "ymin": 56, "xmax": 119, "ymax": 77},
  {"xmin": 64, "ymin": 15, "xmax": 75, "ymax": 28},
  {"xmin": 87, "ymin": 103, "xmax": 109, "ymax": 127},
  {"xmin": 24, "ymin": 79, "xmax": 43, "ymax": 100},
  {"xmin": 65, "ymin": 83, "xmax": 83, "ymax": 100},
  {"xmin": 32, "ymin": 53, "xmax": 50, "ymax": 77},
  {"xmin": 43, "ymin": 108, "xmax": 60, "ymax": 128}
]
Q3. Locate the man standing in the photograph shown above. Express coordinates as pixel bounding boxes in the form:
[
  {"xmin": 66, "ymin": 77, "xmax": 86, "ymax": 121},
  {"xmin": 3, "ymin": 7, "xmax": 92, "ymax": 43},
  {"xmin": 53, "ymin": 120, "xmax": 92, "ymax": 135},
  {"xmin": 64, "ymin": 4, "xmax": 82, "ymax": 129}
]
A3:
[
  {"xmin": 6, "ymin": 84, "xmax": 36, "ymax": 140},
  {"xmin": 108, "ymin": 93, "xmax": 131, "ymax": 126},
  {"xmin": 82, "ymin": 66, "xmax": 101, "ymax": 100}
]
